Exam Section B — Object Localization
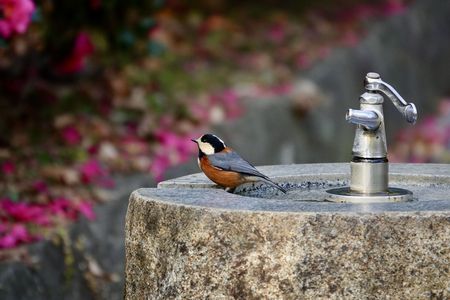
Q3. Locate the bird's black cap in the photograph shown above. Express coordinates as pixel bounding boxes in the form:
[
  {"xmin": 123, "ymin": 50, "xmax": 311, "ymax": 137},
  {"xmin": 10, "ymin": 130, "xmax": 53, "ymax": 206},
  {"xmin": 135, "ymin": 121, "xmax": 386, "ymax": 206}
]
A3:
[{"xmin": 201, "ymin": 134, "xmax": 226, "ymax": 152}]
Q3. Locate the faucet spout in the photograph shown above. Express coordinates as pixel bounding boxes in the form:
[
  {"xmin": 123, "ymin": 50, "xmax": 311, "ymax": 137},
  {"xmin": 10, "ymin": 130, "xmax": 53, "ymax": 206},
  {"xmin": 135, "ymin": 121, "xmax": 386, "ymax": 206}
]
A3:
[{"xmin": 346, "ymin": 109, "xmax": 381, "ymax": 131}]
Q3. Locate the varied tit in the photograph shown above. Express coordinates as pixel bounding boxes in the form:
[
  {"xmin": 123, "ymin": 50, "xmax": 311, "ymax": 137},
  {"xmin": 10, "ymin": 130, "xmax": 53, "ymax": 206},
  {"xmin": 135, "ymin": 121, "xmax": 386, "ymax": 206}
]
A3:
[{"xmin": 191, "ymin": 134, "xmax": 287, "ymax": 193}]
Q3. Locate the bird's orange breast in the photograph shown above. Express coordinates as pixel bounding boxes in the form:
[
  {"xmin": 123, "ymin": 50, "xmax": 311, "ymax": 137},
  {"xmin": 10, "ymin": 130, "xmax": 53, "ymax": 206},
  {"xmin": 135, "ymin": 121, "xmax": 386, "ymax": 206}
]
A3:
[{"xmin": 199, "ymin": 155, "xmax": 245, "ymax": 188}]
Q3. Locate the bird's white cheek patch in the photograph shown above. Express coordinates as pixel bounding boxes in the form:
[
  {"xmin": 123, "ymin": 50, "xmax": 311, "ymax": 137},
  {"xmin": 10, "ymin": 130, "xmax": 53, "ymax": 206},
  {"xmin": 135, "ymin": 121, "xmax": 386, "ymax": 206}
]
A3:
[{"xmin": 198, "ymin": 141, "xmax": 215, "ymax": 155}]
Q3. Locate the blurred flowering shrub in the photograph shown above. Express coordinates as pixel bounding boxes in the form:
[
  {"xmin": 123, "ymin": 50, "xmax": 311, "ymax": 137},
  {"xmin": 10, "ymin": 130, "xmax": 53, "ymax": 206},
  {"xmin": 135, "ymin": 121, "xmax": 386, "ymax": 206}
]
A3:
[
  {"xmin": 390, "ymin": 98, "xmax": 450, "ymax": 163},
  {"xmin": 0, "ymin": 0, "xmax": 412, "ymax": 250},
  {"xmin": 0, "ymin": 0, "xmax": 34, "ymax": 37},
  {"xmin": 0, "ymin": 198, "xmax": 94, "ymax": 248}
]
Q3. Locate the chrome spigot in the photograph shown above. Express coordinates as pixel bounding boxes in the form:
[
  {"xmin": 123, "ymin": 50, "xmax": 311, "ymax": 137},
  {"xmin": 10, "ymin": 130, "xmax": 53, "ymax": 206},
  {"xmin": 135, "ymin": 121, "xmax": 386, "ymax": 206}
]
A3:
[
  {"xmin": 346, "ymin": 72, "xmax": 418, "ymax": 194},
  {"xmin": 326, "ymin": 72, "xmax": 418, "ymax": 202}
]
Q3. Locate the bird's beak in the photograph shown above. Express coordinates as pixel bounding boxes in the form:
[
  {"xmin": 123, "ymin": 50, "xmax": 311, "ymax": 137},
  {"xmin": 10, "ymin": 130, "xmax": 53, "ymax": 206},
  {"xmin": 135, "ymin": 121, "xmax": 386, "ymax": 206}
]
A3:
[{"xmin": 191, "ymin": 138, "xmax": 198, "ymax": 143}]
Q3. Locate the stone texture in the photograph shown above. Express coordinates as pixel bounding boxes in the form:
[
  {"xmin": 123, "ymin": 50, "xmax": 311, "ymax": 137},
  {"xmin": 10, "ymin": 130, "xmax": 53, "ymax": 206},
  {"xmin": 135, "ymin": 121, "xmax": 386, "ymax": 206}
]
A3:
[
  {"xmin": 125, "ymin": 163, "xmax": 450, "ymax": 299},
  {"xmin": 160, "ymin": 163, "xmax": 450, "ymax": 190}
]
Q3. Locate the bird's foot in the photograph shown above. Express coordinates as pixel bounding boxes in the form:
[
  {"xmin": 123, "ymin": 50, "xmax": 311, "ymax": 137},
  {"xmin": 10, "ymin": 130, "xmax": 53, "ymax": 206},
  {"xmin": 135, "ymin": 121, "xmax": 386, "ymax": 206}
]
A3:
[{"xmin": 225, "ymin": 187, "xmax": 236, "ymax": 193}]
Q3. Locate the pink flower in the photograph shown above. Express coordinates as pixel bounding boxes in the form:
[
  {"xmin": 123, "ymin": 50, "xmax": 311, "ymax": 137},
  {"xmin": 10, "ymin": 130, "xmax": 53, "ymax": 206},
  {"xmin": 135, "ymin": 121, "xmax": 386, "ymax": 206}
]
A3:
[
  {"xmin": 0, "ymin": 0, "xmax": 35, "ymax": 38},
  {"xmin": 155, "ymin": 130, "xmax": 197, "ymax": 158},
  {"xmin": 155, "ymin": 130, "xmax": 177, "ymax": 147},
  {"xmin": 10, "ymin": 224, "xmax": 28, "ymax": 241},
  {"xmin": 159, "ymin": 115, "xmax": 175, "ymax": 128},
  {"xmin": 56, "ymin": 32, "xmax": 95, "ymax": 74},
  {"xmin": 0, "ymin": 223, "xmax": 6, "ymax": 233},
  {"xmin": 88, "ymin": 144, "xmax": 99, "ymax": 155},
  {"xmin": 50, "ymin": 197, "xmax": 98, "ymax": 222},
  {"xmin": 0, "ymin": 234, "xmax": 16, "ymax": 248},
  {"xmin": 213, "ymin": 89, "xmax": 242, "ymax": 119},
  {"xmin": 32, "ymin": 180, "xmax": 48, "ymax": 193},
  {"xmin": 98, "ymin": 176, "xmax": 116, "ymax": 188},
  {"xmin": 151, "ymin": 131, "xmax": 196, "ymax": 177},
  {"xmin": 50, "ymin": 197, "xmax": 78, "ymax": 220},
  {"xmin": 220, "ymin": 89, "xmax": 238, "ymax": 106},
  {"xmin": 0, "ymin": 223, "xmax": 34, "ymax": 249},
  {"xmin": 149, "ymin": 154, "xmax": 170, "ymax": 182},
  {"xmin": 267, "ymin": 23, "xmax": 286, "ymax": 44},
  {"xmin": 78, "ymin": 159, "xmax": 114, "ymax": 187},
  {"xmin": 2, "ymin": 199, "xmax": 36, "ymax": 222},
  {"xmin": 31, "ymin": 212, "xmax": 51, "ymax": 226},
  {"xmin": 61, "ymin": 125, "xmax": 82, "ymax": 145},
  {"xmin": 1, "ymin": 160, "xmax": 15, "ymax": 175},
  {"xmin": 380, "ymin": 0, "xmax": 406, "ymax": 16},
  {"xmin": 295, "ymin": 53, "xmax": 311, "ymax": 70},
  {"xmin": 155, "ymin": 130, "xmax": 184, "ymax": 151},
  {"xmin": 79, "ymin": 159, "xmax": 105, "ymax": 184},
  {"xmin": 1, "ymin": 199, "xmax": 51, "ymax": 226},
  {"xmin": 189, "ymin": 103, "xmax": 209, "ymax": 120},
  {"xmin": 77, "ymin": 201, "xmax": 95, "ymax": 221},
  {"xmin": 270, "ymin": 83, "xmax": 293, "ymax": 97},
  {"xmin": 419, "ymin": 116, "xmax": 445, "ymax": 144}
]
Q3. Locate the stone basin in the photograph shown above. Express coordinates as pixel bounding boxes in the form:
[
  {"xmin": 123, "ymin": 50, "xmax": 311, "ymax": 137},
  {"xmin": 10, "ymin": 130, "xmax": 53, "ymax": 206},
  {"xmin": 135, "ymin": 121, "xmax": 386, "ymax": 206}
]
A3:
[{"xmin": 125, "ymin": 163, "xmax": 450, "ymax": 299}]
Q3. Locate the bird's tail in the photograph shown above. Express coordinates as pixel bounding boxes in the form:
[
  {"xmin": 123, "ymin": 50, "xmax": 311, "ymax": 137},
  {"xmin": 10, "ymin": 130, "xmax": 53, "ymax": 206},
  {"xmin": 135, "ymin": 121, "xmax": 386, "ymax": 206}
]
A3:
[{"xmin": 261, "ymin": 177, "xmax": 287, "ymax": 194}]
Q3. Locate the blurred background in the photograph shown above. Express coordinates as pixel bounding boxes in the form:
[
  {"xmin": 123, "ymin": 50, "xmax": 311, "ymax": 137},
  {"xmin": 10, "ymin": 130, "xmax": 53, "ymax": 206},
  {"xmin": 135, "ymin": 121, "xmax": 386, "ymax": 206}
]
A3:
[{"xmin": 0, "ymin": 0, "xmax": 449, "ymax": 299}]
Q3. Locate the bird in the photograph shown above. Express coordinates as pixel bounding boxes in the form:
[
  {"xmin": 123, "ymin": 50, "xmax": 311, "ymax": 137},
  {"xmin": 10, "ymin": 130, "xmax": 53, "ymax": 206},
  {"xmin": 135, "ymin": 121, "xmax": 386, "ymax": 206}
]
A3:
[{"xmin": 191, "ymin": 133, "xmax": 287, "ymax": 193}]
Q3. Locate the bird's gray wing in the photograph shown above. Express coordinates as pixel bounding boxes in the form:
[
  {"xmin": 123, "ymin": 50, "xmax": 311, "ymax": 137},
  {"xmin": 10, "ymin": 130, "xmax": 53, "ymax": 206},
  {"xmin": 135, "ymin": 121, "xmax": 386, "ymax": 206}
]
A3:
[{"xmin": 208, "ymin": 151, "xmax": 269, "ymax": 179}]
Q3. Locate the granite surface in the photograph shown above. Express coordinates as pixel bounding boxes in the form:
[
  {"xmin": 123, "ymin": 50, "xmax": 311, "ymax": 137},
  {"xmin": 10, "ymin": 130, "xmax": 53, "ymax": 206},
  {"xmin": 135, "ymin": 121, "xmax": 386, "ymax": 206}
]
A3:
[
  {"xmin": 159, "ymin": 163, "xmax": 450, "ymax": 189},
  {"xmin": 125, "ymin": 163, "xmax": 450, "ymax": 299}
]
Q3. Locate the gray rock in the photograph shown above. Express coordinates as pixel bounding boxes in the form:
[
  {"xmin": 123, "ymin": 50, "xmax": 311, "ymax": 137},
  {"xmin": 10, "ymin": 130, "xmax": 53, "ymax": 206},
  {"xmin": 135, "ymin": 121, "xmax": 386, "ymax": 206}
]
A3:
[{"xmin": 125, "ymin": 163, "xmax": 450, "ymax": 299}]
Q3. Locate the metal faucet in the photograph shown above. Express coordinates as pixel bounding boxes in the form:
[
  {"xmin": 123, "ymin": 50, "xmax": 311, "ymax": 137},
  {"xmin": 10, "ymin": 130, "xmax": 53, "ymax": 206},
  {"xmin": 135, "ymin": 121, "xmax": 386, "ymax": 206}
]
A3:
[{"xmin": 346, "ymin": 72, "xmax": 417, "ymax": 194}]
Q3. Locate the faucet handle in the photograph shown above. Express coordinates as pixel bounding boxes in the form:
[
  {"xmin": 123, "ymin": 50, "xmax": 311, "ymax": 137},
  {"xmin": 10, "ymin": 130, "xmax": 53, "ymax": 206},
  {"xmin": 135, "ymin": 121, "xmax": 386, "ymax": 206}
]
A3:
[
  {"xmin": 364, "ymin": 72, "xmax": 418, "ymax": 124},
  {"xmin": 346, "ymin": 109, "xmax": 381, "ymax": 131}
]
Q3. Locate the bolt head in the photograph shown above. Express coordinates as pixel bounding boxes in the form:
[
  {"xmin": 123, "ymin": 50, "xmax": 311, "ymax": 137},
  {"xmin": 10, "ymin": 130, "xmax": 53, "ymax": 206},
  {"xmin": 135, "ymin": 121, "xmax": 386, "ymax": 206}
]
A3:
[
  {"xmin": 405, "ymin": 103, "xmax": 418, "ymax": 124},
  {"xmin": 366, "ymin": 72, "xmax": 381, "ymax": 79}
]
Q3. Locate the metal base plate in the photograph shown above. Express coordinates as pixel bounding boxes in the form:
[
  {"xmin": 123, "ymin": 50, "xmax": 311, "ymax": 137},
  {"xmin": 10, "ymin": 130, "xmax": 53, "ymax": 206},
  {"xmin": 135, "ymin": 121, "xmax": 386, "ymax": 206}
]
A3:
[{"xmin": 326, "ymin": 187, "xmax": 413, "ymax": 203}]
